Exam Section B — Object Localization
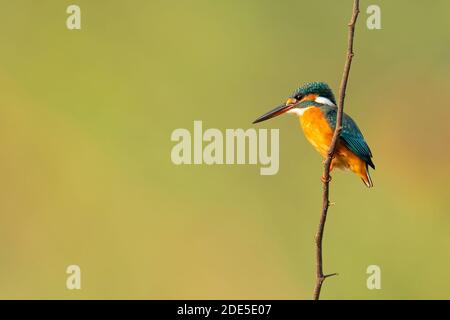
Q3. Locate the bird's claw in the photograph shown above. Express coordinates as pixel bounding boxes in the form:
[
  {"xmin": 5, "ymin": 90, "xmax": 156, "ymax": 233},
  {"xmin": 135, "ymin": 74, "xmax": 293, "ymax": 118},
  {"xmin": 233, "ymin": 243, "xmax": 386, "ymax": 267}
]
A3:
[{"xmin": 321, "ymin": 175, "xmax": 332, "ymax": 183}]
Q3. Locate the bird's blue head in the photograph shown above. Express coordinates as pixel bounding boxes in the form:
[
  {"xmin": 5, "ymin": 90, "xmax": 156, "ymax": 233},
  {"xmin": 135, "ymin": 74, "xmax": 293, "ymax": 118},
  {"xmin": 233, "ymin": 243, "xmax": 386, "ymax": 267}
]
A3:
[
  {"xmin": 253, "ymin": 81, "xmax": 336, "ymax": 124},
  {"xmin": 290, "ymin": 82, "xmax": 336, "ymax": 105}
]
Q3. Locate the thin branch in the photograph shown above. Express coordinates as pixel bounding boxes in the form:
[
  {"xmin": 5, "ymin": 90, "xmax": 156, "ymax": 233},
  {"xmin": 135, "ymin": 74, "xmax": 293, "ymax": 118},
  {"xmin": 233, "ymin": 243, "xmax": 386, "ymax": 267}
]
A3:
[{"xmin": 312, "ymin": 0, "xmax": 360, "ymax": 300}]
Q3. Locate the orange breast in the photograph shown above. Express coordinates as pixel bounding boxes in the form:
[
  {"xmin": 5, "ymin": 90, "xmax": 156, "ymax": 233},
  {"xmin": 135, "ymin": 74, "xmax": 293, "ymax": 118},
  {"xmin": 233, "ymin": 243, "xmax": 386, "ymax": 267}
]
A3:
[
  {"xmin": 299, "ymin": 107, "xmax": 334, "ymax": 158},
  {"xmin": 298, "ymin": 107, "xmax": 367, "ymax": 174}
]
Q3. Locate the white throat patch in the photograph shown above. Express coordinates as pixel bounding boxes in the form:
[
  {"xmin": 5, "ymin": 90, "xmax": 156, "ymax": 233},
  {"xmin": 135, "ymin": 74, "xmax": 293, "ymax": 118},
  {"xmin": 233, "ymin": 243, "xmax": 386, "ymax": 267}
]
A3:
[
  {"xmin": 315, "ymin": 96, "xmax": 336, "ymax": 106},
  {"xmin": 287, "ymin": 107, "xmax": 312, "ymax": 116}
]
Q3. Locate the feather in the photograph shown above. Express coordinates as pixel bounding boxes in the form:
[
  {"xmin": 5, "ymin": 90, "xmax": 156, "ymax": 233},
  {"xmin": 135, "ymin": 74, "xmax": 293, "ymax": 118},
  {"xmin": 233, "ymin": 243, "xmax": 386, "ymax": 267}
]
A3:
[{"xmin": 320, "ymin": 106, "xmax": 375, "ymax": 169}]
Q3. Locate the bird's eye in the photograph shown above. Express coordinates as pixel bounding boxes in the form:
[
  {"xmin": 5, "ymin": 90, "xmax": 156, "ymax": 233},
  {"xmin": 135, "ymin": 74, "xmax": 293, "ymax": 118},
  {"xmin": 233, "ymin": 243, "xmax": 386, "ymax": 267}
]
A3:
[{"xmin": 295, "ymin": 94, "xmax": 303, "ymax": 100}]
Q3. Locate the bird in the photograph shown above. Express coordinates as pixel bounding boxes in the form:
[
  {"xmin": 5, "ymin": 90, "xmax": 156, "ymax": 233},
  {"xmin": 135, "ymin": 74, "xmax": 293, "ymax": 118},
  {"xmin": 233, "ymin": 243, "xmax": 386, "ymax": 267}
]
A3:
[{"xmin": 253, "ymin": 81, "xmax": 375, "ymax": 187}]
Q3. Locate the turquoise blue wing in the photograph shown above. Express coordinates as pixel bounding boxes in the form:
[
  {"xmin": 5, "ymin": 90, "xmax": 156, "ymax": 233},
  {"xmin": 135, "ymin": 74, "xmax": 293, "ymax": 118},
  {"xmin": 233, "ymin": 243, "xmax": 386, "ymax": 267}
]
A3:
[{"xmin": 320, "ymin": 106, "xmax": 375, "ymax": 169}]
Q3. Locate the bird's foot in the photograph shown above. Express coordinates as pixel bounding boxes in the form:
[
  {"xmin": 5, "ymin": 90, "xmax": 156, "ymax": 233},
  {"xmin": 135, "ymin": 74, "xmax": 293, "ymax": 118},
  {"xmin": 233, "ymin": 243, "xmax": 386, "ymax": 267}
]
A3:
[{"xmin": 321, "ymin": 175, "xmax": 332, "ymax": 183}]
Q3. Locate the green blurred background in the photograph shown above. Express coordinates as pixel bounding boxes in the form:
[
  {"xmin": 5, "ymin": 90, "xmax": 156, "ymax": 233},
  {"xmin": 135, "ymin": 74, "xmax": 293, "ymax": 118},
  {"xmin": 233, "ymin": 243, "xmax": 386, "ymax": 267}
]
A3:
[{"xmin": 0, "ymin": 0, "xmax": 449, "ymax": 299}]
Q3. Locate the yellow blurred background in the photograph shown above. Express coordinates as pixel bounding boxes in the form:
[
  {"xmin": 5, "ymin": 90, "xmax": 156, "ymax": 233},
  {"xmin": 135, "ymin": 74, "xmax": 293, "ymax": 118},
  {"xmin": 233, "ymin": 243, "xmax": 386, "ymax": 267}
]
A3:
[{"xmin": 0, "ymin": 0, "xmax": 449, "ymax": 299}]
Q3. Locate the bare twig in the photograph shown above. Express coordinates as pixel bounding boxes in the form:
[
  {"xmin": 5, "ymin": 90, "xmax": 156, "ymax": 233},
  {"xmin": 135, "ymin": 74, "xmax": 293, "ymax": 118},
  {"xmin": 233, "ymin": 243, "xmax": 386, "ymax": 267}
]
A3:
[{"xmin": 312, "ymin": 0, "xmax": 360, "ymax": 300}]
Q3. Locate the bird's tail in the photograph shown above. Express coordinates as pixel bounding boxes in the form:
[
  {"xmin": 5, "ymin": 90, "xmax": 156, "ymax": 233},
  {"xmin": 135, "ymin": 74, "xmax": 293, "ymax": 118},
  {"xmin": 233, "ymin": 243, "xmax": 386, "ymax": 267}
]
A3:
[{"xmin": 361, "ymin": 163, "xmax": 373, "ymax": 188}]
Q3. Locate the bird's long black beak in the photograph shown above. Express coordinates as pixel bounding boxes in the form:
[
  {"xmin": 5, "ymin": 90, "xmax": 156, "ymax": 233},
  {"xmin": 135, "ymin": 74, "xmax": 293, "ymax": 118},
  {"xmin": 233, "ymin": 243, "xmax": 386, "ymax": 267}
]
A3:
[{"xmin": 252, "ymin": 103, "xmax": 294, "ymax": 124}]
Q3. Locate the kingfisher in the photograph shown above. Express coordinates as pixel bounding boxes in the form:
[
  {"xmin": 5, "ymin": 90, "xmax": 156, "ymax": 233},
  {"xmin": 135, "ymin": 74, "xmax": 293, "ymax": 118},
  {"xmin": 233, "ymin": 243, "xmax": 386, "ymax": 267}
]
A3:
[{"xmin": 253, "ymin": 82, "xmax": 375, "ymax": 187}]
